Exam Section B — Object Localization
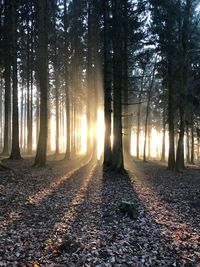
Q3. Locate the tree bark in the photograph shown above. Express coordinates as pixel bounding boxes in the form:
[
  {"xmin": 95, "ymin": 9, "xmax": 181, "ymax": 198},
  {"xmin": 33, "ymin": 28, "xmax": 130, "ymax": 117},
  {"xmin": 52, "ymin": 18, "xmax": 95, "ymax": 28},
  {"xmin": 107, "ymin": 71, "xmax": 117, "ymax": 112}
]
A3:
[
  {"xmin": 186, "ymin": 125, "xmax": 190, "ymax": 163},
  {"xmin": 190, "ymin": 112, "xmax": 194, "ymax": 164},
  {"xmin": 53, "ymin": 2, "xmax": 60, "ymax": 155},
  {"xmin": 167, "ymin": 57, "xmax": 175, "ymax": 170},
  {"xmin": 143, "ymin": 63, "xmax": 156, "ymax": 162},
  {"xmin": 112, "ymin": 0, "xmax": 124, "ymax": 172},
  {"xmin": 64, "ymin": 0, "xmax": 71, "ymax": 159},
  {"xmin": 122, "ymin": 0, "xmax": 130, "ymax": 155},
  {"xmin": 27, "ymin": 17, "xmax": 32, "ymax": 154},
  {"xmin": 175, "ymin": 0, "xmax": 191, "ymax": 171},
  {"xmin": 34, "ymin": 0, "xmax": 48, "ymax": 166},
  {"xmin": 10, "ymin": 0, "xmax": 21, "ymax": 159},
  {"xmin": 136, "ymin": 73, "xmax": 144, "ymax": 160},
  {"xmin": 103, "ymin": 0, "xmax": 112, "ymax": 168},
  {"xmin": 2, "ymin": 0, "xmax": 11, "ymax": 156},
  {"xmin": 161, "ymin": 102, "xmax": 166, "ymax": 162}
]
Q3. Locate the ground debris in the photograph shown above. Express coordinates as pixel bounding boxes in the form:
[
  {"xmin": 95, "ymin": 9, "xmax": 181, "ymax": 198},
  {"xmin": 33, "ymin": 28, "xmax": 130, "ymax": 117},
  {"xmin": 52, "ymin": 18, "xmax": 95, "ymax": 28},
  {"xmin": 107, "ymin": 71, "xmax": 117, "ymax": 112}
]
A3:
[{"xmin": 0, "ymin": 156, "xmax": 199, "ymax": 266}]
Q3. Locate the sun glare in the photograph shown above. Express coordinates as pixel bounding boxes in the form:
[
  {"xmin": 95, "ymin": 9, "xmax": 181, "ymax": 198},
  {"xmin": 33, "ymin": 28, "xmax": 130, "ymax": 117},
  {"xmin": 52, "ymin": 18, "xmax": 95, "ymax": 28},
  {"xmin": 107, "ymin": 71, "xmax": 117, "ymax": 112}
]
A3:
[
  {"xmin": 131, "ymin": 128, "xmax": 169, "ymax": 159},
  {"xmin": 97, "ymin": 110, "xmax": 105, "ymax": 160},
  {"xmin": 81, "ymin": 114, "xmax": 87, "ymax": 154},
  {"xmin": 35, "ymin": 111, "xmax": 172, "ymax": 161}
]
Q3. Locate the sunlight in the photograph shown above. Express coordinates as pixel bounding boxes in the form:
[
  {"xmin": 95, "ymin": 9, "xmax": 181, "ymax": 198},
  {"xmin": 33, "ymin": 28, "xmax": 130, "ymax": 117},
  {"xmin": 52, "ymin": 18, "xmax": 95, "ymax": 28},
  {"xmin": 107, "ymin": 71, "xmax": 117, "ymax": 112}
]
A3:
[
  {"xmin": 130, "ymin": 131, "xmax": 137, "ymax": 156},
  {"xmin": 126, "ymin": 159, "xmax": 200, "ymax": 264},
  {"xmin": 151, "ymin": 128, "xmax": 161, "ymax": 158},
  {"xmin": 28, "ymin": 163, "xmax": 86, "ymax": 205},
  {"xmin": 50, "ymin": 116, "xmax": 56, "ymax": 151},
  {"xmin": 130, "ymin": 128, "xmax": 169, "ymax": 159},
  {"xmin": 81, "ymin": 114, "xmax": 87, "ymax": 154},
  {"xmin": 51, "ymin": 164, "xmax": 97, "ymax": 240},
  {"xmin": 96, "ymin": 110, "xmax": 104, "ymax": 160}
]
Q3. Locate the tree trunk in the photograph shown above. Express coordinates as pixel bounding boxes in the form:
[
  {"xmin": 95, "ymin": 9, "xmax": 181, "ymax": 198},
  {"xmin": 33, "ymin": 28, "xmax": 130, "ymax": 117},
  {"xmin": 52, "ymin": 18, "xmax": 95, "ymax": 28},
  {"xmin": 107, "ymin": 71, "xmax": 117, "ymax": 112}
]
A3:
[
  {"xmin": 148, "ymin": 118, "xmax": 151, "ymax": 159},
  {"xmin": 161, "ymin": 103, "xmax": 166, "ymax": 162},
  {"xmin": 175, "ymin": 0, "xmax": 191, "ymax": 171},
  {"xmin": 64, "ymin": 0, "xmax": 71, "ymax": 159},
  {"xmin": 175, "ymin": 112, "xmax": 185, "ymax": 171},
  {"xmin": 112, "ymin": 0, "xmax": 124, "ymax": 172},
  {"xmin": 143, "ymin": 63, "xmax": 156, "ymax": 162},
  {"xmin": 27, "ymin": 18, "xmax": 32, "ymax": 154},
  {"xmin": 122, "ymin": 0, "xmax": 130, "ymax": 155},
  {"xmin": 186, "ymin": 125, "xmax": 190, "ymax": 163},
  {"xmin": 20, "ymin": 83, "xmax": 24, "ymax": 149},
  {"xmin": 87, "ymin": 1, "xmax": 93, "ymax": 157},
  {"xmin": 53, "ymin": 4, "xmax": 60, "ymax": 155},
  {"xmin": 136, "ymin": 73, "xmax": 144, "ymax": 160},
  {"xmin": 167, "ymin": 58, "xmax": 175, "ymax": 170},
  {"xmin": 103, "ymin": 0, "xmax": 112, "ymax": 168},
  {"xmin": 2, "ymin": 0, "xmax": 11, "ymax": 156},
  {"xmin": 190, "ymin": 113, "xmax": 194, "ymax": 164},
  {"xmin": 0, "ymin": 79, "xmax": 3, "ymax": 149},
  {"xmin": 10, "ymin": 0, "xmax": 21, "ymax": 160},
  {"xmin": 36, "ymin": 92, "xmax": 40, "ymax": 145},
  {"xmin": 34, "ymin": 0, "xmax": 48, "ymax": 166}
]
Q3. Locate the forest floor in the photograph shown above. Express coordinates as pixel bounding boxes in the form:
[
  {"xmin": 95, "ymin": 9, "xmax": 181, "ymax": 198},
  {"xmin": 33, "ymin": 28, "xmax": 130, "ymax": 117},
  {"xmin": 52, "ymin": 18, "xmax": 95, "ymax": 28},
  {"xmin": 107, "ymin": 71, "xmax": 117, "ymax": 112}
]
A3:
[{"xmin": 0, "ymin": 155, "xmax": 200, "ymax": 267}]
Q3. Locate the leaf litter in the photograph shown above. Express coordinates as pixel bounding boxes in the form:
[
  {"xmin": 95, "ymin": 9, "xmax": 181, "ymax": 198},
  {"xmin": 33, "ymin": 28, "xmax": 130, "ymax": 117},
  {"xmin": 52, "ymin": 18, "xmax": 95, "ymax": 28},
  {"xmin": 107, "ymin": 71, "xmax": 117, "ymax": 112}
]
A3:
[{"xmin": 0, "ymin": 156, "xmax": 199, "ymax": 266}]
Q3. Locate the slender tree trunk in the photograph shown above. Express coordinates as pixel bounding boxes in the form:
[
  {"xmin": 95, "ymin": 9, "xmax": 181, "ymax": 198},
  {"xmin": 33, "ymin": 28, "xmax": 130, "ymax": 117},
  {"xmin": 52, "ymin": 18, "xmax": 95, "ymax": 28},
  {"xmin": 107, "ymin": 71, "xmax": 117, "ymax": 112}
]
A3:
[
  {"xmin": 27, "ymin": 19, "xmax": 32, "ymax": 154},
  {"xmin": 87, "ymin": 1, "xmax": 93, "ymax": 156},
  {"xmin": 52, "ymin": 0, "xmax": 60, "ymax": 155},
  {"xmin": 136, "ymin": 74, "xmax": 144, "ymax": 160},
  {"xmin": 161, "ymin": 103, "xmax": 166, "ymax": 162},
  {"xmin": 36, "ymin": 92, "xmax": 40, "ymax": 145},
  {"xmin": 34, "ymin": 0, "xmax": 48, "ymax": 166},
  {"xmin": 24, "ymin": 87, "xmax": 27, "ymax": 150},
  {"xmin": 167, "ymin": 58, "xmax": 175, "ymax": 170},
  {"xmin": 20, "ymin": 83, "xmax": 24, "ymax": 149},
  {"xmin": 55, "ymin": 72, "xmax": 59, "ymax": 155},
  {"xmin": 186, "ymin": 125, "xmax": 190, "ymax": 163},
  {"xmin": 197, "ymin": 125, "xmax": 200, "ymax": 162},
  {"xmin": 175, "ymin": 0, "xmax": 191, "ymax": 171},
  {"xmin": 64, "ymin": 0, "xmax": 71, "ymax": 159},
  {"xmin": 0, "ymin": 79, "xmax": 2, "ymax": 149},
  {"xmin": 175, "ymin": 112, "xmax": 185, "ymax": 170},
  {"xmin": 147, "ymin": 118, "xmax": 151, "ymax": 159},
  {"xmin": 122, "ymin": 0, "xmax": 130, "ymax": 155},
  {"xmin": 47, "ymin": 95, "xmax": 51, "ymax": 153},
  {"xmin": 86, "ymin": 0, "xmax": 99, "ymax": 160},
  {"xmin": 190, "ymin": 113, "xmax": 194, "ymax": 164},
  {"xmin": 112, "ymin": 0, "xmax": 124, "ymax": 172},
  {"xmin": 10, "ymin": 0, "xmax": 21, "ymax": 159},
  {"xmin": 103, "ymin": 0, "xmax": 112, "ymax": 167},
  {"xmin": 29, "ymin": 34, "xmax": 33, "ymax": 153},
  {"xmin": 2, "ymin": 1, "xmax": 11, "ymax": 156},
  {"xmin": 143, "ymin": 63, "xmax": 156, "ymax": 162}
]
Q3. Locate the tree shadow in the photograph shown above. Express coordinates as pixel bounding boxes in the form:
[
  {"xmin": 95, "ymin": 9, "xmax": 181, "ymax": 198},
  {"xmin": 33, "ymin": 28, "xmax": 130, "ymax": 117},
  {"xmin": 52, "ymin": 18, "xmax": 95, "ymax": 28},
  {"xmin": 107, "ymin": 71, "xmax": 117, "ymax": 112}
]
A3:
[
  {"xmin": 1, "ymin": 157, "xmax": 199, "ymax": 266},
  {"xmin": 0, "ymin": 156, "xmax": 89, "ymax": 232},
  {"xmin": 0, "ymin": 159, "xmax": 96, "ymax": 265},
  {"xmin": 125, "ymin": 156, "xmax": 200, "ymax": 266},
  {"xmin": 45, "ymin": 162, "xmax": 179, "ymax": 266}
]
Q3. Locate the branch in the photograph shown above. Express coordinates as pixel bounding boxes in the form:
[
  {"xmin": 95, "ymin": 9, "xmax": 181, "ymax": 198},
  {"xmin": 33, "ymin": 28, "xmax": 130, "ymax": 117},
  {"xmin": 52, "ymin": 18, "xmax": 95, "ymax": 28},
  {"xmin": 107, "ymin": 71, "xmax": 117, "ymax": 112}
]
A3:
[{"xmin": 122, "ymin": 101, "xmax": 147, "ymax": 106}]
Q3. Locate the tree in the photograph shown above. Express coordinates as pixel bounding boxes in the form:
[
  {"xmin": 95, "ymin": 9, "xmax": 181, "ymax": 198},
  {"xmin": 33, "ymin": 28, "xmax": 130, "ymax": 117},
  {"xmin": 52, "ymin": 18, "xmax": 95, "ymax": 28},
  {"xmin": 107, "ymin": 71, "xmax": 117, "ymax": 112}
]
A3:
[
  {"xmin": 103, "ymin": 0, "xmax": 112, "ymax": 168},
  {"xmin": 175, "ymin": 0, "xmax": 192, "ymax": 171},
  {"xmin": 112, "ymin": 0, "xmax": 124, "ymax": 171},
  {"xmin": 10, "ymin": 0, "xmax": 21, "ymax": 160},
  {"xmin": 64, "ymin": 0, "xmax": 71, "ymax": 160},
  {"xmin": 34, "ymin": 0, "xmax": 48, "ymax": 166},
  {"xmin": 143, "ymin": 60, "xmax": 156, "ymax": 162},
  {"xmin": 2, "ymin": 0, "xmax": 11, "ymax": 156}
]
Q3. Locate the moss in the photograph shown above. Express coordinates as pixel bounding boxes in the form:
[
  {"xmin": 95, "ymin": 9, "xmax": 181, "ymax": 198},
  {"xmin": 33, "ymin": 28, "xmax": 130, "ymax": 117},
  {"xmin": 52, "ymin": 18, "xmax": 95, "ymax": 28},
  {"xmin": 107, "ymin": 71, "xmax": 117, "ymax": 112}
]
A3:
[{"xmin": 118, "ymin": 201, "xmax": 139, "ymax": 219}]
